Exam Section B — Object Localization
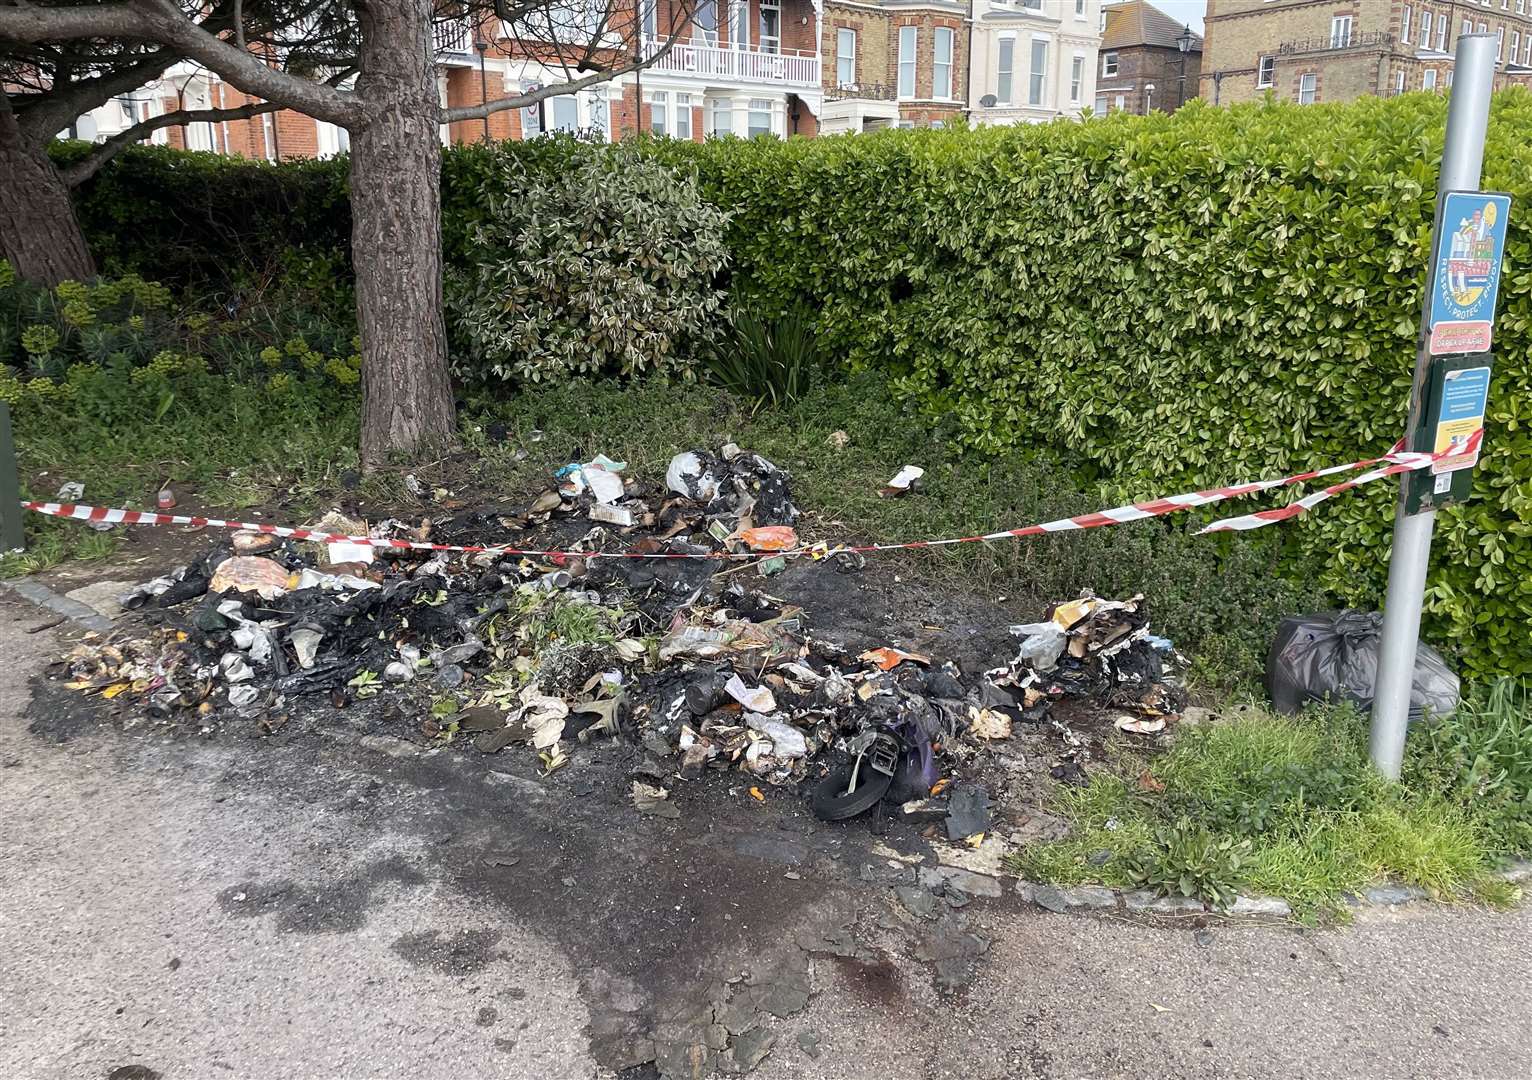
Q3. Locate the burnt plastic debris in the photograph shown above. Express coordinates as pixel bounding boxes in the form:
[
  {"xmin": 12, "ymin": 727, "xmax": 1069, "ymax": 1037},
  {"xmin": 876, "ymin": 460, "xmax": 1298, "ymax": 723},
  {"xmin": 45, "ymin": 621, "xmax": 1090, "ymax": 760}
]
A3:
[
  {"xmin": 944, "ymin": 783, "xmax": 991, "ymax": 841},
  {"xmin": 60, "ymin": 446, "xmax": 1196, "ymax": 860},
  {"xmin": 1266, "ymin": 611, "xmax": 1459, "ymax": 722},
  {"xmin": 986, "ymin": 591, "xmax": 1185, "ymax": 728}
]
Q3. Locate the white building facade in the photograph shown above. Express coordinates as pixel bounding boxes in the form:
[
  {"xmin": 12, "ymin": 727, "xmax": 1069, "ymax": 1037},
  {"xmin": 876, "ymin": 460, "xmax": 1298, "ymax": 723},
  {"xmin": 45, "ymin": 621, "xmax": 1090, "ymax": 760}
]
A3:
[{"xmin": 969, "ymin": 0, "xmax": 1102, "ymax": 124}]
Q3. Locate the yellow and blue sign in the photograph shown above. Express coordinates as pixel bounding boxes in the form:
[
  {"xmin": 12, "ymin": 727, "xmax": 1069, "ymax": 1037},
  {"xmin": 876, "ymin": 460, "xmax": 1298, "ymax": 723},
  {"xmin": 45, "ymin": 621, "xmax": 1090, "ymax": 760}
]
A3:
[{"xmin": 1429, "ymin": 191, "xmax": 1512, "ymax": 356}]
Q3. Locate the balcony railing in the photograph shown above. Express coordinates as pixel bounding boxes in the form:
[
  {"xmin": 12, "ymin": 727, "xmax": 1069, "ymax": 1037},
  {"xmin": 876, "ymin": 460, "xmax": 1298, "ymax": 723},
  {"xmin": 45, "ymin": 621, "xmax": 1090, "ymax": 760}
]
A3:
[
  {"xmin": 825, "ymin": 82, "xmax": 897, "ymax": 102},
  {"xmin": 1278, "ymin": 30, "xmax": 1394, "ymax": 56},
  {"xmin": 641, "ymin": 37, "xmax": 820, "ymax": 87},
  {"xmin": 434, "ymin": 17, "xmax": 474, "ymax": 54}
]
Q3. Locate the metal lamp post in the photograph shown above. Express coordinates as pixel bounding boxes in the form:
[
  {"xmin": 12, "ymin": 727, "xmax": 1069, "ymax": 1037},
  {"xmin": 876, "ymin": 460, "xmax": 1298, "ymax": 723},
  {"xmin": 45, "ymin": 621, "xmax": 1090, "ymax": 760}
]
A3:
[
  {"xmin": 475, "ymin": 37, "xmax": 491, "ymax": 142},
  {"xmin": 1176, "ymin": 23, "xmax": 1195, "ymax": 109}
]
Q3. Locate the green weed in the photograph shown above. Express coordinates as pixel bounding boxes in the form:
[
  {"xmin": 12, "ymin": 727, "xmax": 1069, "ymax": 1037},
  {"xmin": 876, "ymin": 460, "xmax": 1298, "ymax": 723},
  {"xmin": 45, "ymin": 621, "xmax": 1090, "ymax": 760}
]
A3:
[{"xmin": 1406, "ymin": 679, "xmax": 1532, "ymax": 857}]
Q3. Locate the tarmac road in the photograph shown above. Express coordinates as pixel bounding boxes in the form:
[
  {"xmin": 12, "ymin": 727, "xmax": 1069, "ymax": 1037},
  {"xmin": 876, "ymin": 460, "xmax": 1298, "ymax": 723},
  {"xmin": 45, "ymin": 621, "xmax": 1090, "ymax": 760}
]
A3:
[{"xmin": 2, "ymin": 592, "xmax": 1530, "ymax": 1080}]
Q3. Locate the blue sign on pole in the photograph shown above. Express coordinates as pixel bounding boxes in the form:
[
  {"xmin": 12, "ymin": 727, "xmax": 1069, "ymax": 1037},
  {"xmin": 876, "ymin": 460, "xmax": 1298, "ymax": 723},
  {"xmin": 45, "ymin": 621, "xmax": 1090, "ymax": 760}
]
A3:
[{"xmin": 1428, "ymin": 191, "xmax": 1512, "ymax": 356}]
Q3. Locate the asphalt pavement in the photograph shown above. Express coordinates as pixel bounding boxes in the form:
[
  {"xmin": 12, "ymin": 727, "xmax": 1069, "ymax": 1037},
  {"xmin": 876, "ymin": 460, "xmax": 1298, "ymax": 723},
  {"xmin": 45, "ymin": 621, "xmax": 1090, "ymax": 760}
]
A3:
[{"xmin": 2, "ymin": 591, "xmax": 1529, "ymax": 1080}]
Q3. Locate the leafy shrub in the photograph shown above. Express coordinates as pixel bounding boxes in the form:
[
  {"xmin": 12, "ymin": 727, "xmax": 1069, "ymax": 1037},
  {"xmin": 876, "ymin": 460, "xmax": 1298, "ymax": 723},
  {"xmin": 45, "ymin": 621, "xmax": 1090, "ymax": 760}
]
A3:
[
  {"xmin": 445, "ymin": 138, "xmax": 730, "ymax": 385},
  {"xmin": 0, "ymin": 265, "xmax": 360, "ymax": 418},
  {"xmin": 703, "ymin": 304, "xmax": 818, "ymax": 413}
]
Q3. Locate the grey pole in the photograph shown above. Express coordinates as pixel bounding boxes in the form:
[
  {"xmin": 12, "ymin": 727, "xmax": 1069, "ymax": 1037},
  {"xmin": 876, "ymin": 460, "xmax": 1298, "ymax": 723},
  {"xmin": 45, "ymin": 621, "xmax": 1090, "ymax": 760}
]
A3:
[
  {"xmin": 1369, "ymin": 34, "xmax": 1498, "ymax": 779},
  {"xmin": 0, "ymin": 402, "xmax": 22, "ymax": 553}
]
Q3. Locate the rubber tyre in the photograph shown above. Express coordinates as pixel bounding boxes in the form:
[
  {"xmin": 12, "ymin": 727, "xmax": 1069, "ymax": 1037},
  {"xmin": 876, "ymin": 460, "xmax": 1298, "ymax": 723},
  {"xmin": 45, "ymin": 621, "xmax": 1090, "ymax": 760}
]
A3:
[{"xmin": 811, "ymin": 760, "xmax": 895, "ymax": 821}]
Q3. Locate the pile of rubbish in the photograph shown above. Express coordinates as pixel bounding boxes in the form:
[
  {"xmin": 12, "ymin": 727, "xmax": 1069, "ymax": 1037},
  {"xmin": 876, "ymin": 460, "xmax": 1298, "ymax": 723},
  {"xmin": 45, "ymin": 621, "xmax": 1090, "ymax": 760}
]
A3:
[{"xmin": 55, "ymin": 446, "xmax": 1189, "ymax": 829}]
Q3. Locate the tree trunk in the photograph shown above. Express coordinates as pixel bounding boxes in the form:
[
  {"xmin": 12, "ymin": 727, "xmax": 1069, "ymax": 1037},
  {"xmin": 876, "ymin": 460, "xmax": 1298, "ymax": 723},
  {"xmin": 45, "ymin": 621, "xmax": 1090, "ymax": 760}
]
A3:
[
  {"xmin": 0, "ymin": 104, "xmax": 96, "ymax": 286},
  {"xmin": 351, "ymin": 0, "xmax": 456, "ymax": 469}
]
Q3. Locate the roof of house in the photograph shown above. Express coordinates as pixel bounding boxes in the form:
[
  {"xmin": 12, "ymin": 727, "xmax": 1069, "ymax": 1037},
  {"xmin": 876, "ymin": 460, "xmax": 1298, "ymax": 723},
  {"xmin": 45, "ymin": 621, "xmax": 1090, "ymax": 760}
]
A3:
[{"xmin": 1101, "ymin": 1, "xmax": 1203, "ymax": 52}]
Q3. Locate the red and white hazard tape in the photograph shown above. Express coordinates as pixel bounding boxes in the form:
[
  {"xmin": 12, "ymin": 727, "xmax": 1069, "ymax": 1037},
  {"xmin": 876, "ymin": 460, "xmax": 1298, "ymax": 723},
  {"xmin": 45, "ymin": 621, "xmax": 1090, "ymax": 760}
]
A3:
[{"xmin": 18, "ymin": 431, "xmax": 1481, "ymax": 561}]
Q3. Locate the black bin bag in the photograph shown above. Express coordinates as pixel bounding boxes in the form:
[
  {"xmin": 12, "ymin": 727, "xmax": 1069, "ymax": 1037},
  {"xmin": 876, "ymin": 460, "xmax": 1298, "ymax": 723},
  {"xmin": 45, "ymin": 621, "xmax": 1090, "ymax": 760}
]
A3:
[{"xmin": 1266, "ymin": 610, "xmax": 1458, "ymax": 722}]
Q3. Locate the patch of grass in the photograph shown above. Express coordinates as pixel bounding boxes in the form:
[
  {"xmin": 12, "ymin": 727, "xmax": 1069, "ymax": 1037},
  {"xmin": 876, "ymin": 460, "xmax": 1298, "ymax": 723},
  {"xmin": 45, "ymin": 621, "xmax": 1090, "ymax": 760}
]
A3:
[
  {"xmin": 6, "ymin": 373, "xmax": 357, "ymax": 574},
  {"xmin": 1009, "ymin": 705, "xmax": 1516, "ymax": 921}
]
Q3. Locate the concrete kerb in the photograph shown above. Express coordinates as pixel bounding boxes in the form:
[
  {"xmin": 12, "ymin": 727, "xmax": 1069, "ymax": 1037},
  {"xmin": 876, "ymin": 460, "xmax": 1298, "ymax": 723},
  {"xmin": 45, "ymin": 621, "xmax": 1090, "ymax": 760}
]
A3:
[
  {"xmin": 2, "ymin": 577, "xmax": 114, "ymax": 634},
  {"xmin": 1015, "ymin": 860, "xmax": 1532, "ymax": 922}
]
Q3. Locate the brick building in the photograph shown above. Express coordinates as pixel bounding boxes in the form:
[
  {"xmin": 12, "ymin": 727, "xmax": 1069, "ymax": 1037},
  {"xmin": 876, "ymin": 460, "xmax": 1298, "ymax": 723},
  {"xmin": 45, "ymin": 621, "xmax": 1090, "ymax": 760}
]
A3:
[
  {"xmin": 969, "ymin": 0, "xmax": 1105, "ymax": 126},
  {"xmin": 1095, "ymin": 0, "xmax": 1202, "ymax": 114},
  {"xmin": 1200, "ymin": 0, "xmax": 1532, "ymax": 107},
  {"xmin": 819, "ymin": 0, "xmax": 969, "ymax": 132},
  {"xmin": 69, "ymin": 0, "xmax": 827, "ymax": 159}
]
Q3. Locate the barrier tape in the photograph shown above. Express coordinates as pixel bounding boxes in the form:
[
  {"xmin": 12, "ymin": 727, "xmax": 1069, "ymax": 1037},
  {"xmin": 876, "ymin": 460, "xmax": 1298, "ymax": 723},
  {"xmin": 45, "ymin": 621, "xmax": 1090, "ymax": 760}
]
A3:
[{"xmin": 18, "ymin": 430, "xmax": 1481, "ymax": 562}]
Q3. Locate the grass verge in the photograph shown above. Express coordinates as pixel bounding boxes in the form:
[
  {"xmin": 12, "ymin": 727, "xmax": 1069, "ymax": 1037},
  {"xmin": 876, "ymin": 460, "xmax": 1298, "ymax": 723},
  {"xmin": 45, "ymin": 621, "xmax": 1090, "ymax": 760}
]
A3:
[{"xmin": 1009, "ymin": 685, "xmax": 1532, "ymax": 921}]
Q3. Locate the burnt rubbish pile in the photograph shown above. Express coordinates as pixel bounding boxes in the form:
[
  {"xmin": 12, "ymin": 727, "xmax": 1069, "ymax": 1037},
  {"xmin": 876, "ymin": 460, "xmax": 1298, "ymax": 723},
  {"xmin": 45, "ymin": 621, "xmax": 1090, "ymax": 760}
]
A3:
[{"xmin": 57, "ymin": 446, "xmax": 1185, "ymax": 826}]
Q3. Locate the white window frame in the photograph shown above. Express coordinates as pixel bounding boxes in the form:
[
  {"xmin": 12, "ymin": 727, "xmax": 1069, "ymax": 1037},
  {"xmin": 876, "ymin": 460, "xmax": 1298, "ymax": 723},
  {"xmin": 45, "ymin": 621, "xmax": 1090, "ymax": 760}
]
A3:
[
  {"xmin": 1256, "ymin": 55, "xmax": 1275, "ymax": 87},
  {"xmin": 649, "ymin": 89, "xmax": 668, "ymax": 136},
  {"xmin": 1093, "ymin": 92, "xmax": 1107, "ymax": 116},
  {"xmin": 730, "ymin": 0, "xmax": 748, "ymax": 49},
  {"xmin": 1331, "ymin": 15, "xmax": 1353, "ymax": 49},
  {"xmin": 1402, "ymin": 5, "xmax": 1413, "ymax": 43},
  {"xmin": 640, "ymin": 0, "xmax": 657, "ymax": 41},
  {"xmin": 1395, "ymin": 69, "xmax": 1406, "ymax": 95},
  {"xmin": 1029, "ymin": 37, "xmax": 1048, "ymax": 107},
  {"xmin": 1420, "ymin": 10, "xmax": 1432, "ymax": 46},
  {"xmin": 997, "ymin": 34, "xmax": 1015, "ymax": 104},
  {"xmin": 1496, "ymin": 26, "xmax": 1505, "ymax": 60},
  {"xmin": 693, "ymin": 0, "xmax": 718, "ymax": 45},
  {"xmin": 316, "ymin": 119, "xmax": 349, "ymax": 157},
  {"xmin": 934, "ymin": 27, "xmax": 954, "ymax": 100},
  {"xmin": 759, "ymin": 0, "xmax": 781, "ymax": 55},
  {"xmin": 1437, "ymin": 16, "xmax": 1447, "ymax": 50},
  {"xmin": 675, "ymin": 92, "xmax": 692, "ymax": 139},
  {"xmin": 1519, "ymin": 0, "xmax": 1527, "ymax": 16},
  {"xmin": 709, "ymin": 96, "xmax": 732, "ymax": 136},
  {"xmin": 1423, "ymin": 68, "xmax": 1438, "ymax": 89},
  {"xmin": 1070, "ymin": 54, "xmax": 1084, "ymax": 104},
  {"xmin": 836, "ymin": 28, "xmax": 856, "ymax": 88},
  {"xmin": 548, "ymin": 94, "xmax": 580, "ymax": 133},
  {"xmin": 1298, "ymin": 72, "xmax": 1317, "ymax": 103},
  {"xmin": 747, "ymin": 97, "xmax": 773, "ymax": 138},
  {"xmin": 1075, "ymin": 0, "xmax": 1087, "ymax": 17},
  {"xmin": 1515, "ymin": 31, "xmax": 1523, "ymax": 63},
  {"xmin": 897, "ymin": 25, "xmax": 917, "ymax": 100},
  {"xmin": 1102, "ymin": 50, "xmax": 1118, "ymax": 77}
]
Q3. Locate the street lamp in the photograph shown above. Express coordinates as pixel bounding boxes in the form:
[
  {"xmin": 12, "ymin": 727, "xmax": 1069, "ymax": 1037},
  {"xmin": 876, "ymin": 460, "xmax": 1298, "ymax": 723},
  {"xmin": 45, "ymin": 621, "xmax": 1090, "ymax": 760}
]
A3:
[
  {"xmin": 1144, "ymin": 82, "xmax": 1155, "ymax": 112},
  {"xmin": 1176, "ymin": 23, "xmax": 1195, "ymax": 109},
  {"xmin": 474, "ymin": 37, "xmax": 490, "ymax": 142}
]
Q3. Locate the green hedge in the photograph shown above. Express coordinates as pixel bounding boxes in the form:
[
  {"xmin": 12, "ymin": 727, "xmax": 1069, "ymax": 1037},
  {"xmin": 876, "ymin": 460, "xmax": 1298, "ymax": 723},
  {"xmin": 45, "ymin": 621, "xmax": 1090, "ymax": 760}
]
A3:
[
  {"xmin": 55, "ymin": 141, "xmax": 351, "ymax": 291},
  {"xmin": 64, "ymin": 94, "xmax": 1532, "ymax": 677}
]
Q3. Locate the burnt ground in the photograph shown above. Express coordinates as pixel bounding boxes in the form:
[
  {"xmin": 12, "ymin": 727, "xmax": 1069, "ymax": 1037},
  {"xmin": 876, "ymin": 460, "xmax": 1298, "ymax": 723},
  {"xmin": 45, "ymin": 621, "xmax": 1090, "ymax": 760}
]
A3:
[{"xmin": 16, "ymin": 502, "xmax": 1146, "ymax": 1079}]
